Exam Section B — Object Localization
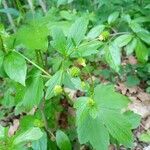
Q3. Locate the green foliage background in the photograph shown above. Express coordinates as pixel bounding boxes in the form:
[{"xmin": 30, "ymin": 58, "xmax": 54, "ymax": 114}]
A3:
[{"xmin": 0, "ymin": 0, "xmax": 149, "ymax": 149}]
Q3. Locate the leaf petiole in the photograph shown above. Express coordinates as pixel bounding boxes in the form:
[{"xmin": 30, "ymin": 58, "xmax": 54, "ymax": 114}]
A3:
[{"xmin": 13, "ymin": 50, "xmax": 51, "ymax": 77}]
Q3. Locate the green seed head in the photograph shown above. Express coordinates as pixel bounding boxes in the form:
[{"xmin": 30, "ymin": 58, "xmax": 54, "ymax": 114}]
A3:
[
  {"xmin": 34, "ymin": 119, "xmax": 44, "ymax": 127},
  {"xmin": 54, "ymin": 85, "xmax": 63, "ymax": 95},
  {"xmin": 70, "ymin": 66, "xmax": 80, "ymax": 77},
  {"xmin": 88, "ymin": 98, "xmax": 95, "ymax": 107},
  {"xmin": 98, "ymin": 31, "xmax": 110, "ymax": 41}
]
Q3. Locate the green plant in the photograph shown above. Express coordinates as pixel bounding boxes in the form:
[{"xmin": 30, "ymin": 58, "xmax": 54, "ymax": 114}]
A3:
[{"xmin": 0, "ymin": 0, "xmax": 149, "ymax": 149}]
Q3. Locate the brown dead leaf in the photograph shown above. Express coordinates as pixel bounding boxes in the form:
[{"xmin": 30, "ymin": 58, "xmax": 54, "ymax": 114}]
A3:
[
  {"xmin": 8, "ymin": 119, "xmax": 19, "ymax": 137},
  {"xmin": 137, "ymin": 92, "xmax": 150, "ymax": 101},
  {"xmin": 128, "ymin": 101, "xmax": 150, "ymax": 118},
  {"xmin": 28, "ymin": 107, "xmax": 37, "ymax": 115},
  {"xmin": 127, "ymin": 86, "xmax": 138, "ymax": 94},
  {"xmin": 68, "ymin": 107, "xmax": 75, "ymax": 117},
  {"xmin": 116, "ymin": 83, "xmax": 127, "ymax": 95},
  {"xmin": 128, "ymin": 96, "xmax": 138, "ymax": 101},
  {"xmin": 128, "ymin": 55, "xmax": 137, "ymax": 65},
  {"xmin": 64, "ymin": 88, "xmax": 77, "ymax": 100},
  {"xmin": 109, "ymin": 145, "xmax": 116, "ymax": 150},
  {"xmin": 144, "ymin": 116, "xmax": 150, "ymax": 130}
]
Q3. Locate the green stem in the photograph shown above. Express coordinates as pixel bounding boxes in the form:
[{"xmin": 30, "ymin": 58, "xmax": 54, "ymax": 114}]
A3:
[
  {"xmin": 14, "ymin": 50, "xmax": 51, "ymax": 77},
  {"xmin": 36, "ymin": 50, "xmax": 45, "ymax": 68},
  {"xmin": 110, "ymin": 32, "xmax": 130, "ymax": 36},
  {"xmin": 39, "ymin": 92, "xmax": 55, "ymax": 140},
  {"xmin": 0, "ymin": 35, "xmax": 7, "ymax": 53},
  {"xmin": 36, "ymin": 50, "xmax": 40, "ymax": 65},
  {"xmin": 39, "ymin": 51, "xmax": 45, "ymax": 68},
  {"xmin": 15, "ymin": 0, "xmax": 25, "ymax": 15},
  {"xmin": 84, "ymin": 66, "xmax": 94, "ymax": 97},
  {"xmin": 44, "ymin": 51, "xmax": 48, "ymax": 70}
]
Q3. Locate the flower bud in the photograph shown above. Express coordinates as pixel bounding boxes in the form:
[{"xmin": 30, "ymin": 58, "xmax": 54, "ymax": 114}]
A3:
[{"xmin": 76, "ymin": 58, "xmax": 86, "ymax": 67}]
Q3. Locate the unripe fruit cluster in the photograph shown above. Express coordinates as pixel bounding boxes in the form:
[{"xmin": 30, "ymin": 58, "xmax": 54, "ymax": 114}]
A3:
[
  {"xmin": 98, "ymin": 31, "xmax": 110, "ymax": 41},
  {"xmin": 87, "ymin": 98, "xmax": 95, "ymax": 107},
  {"xmin": 54, "ymin": 85, "xmax": 63, "ymax": 95},
  {"xmin": 70, "ymin": 66, "xmax": 81, "ymax": 77}
]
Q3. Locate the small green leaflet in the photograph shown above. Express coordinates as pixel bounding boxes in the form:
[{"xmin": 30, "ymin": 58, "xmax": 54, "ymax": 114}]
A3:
[
  {"xmin": 16, "ymin": 70, "xmax": 44, "ymax": 111},
  {"xmin": 105, "ymin": 43, "xmax": 121, "ymax": 72},
  {"xmin": 86, "ymin": 25, "xmax": 105, "ymax": 40},
  {"xmin": 63, "ymin": 72, "xmax": 83, "ymax": 91},
  {"xmin": 0, "ymin": 8, "xmax": 19, "ymax": 16},
  {"xmin": 139, "ymin": 131, "xmax": 150, "ymax": 143},
  {"xmin": 114, "ymin": 34, "xmax": 133, "ymax": 48},
  {"xmin": 0, "ymin": 125, "xmax": 4, "ymax": 138},
  {"xmin": 108, "ymin": 11, "xmax": 119, "ymax": 24},
  {"xmin": 4, "ymin": 51, "xmax": 27, "ymax": 86},
  {"xmin": 51, "ymin": 27, "xmax": 67, "ymax": 55},
  {"xmin": 0, "ymin": 50, "xmax": 5, "ymax": 77},
  {"xmin": 57, "ymin": 0, "xmax": 73, "ymax": 7},
  {"xmin": 74, "ymin": 84, "xmax": 139, "ymax": 150},
  {"xmin": 32, "ymin": 131, "xmax": 47, "ymax": 150},
  {"xmin": 57, "ymin": 0, "xmax": 67, "ymax": 7},
  {"xmin": 13, "ymin": 127, "xmax": 43, "ymax": 145},
  {"xmin": 56, "ymin": 130, "xmax": 72, "ymax": 150},
  {"xmin": 145, "ymin": 4, "xmax": 150, "ymax": 9},
  {"xmin": 137, "ymin": 31, "xmax": 150, "ymax": 45},
  {"xmin": 68, "ymin": 17, "xmax": 89, "ymax": 46},
  {"xmin": 80, "ymin": 115, "xmax": 109, "ymax": 150},
  {"xmin": 75, "ymin": 98, "xmax": 109, "ymax": 150},
  {"xmin": 101, "ymin": 110, "xmax": 133, "ymax": 147},
  {"xmin": 45, "ymin": 70, "xmax": 64, "ymax": 99},
  {"xmin": 125, "ymin": 75, "xmax": 140, "ymax": 87},
  {"xmin": 71, "ymin": 40, "xmax": 102, "ymax": 57},
  {"xmin": 129, "ymin": 21, "xmax": 145, "ymax": 33},
  {"xmin": 15, "ymin": 20, "xmax": 48, "ymax": 52},
  {"xmin": 133, "ymin": 16, "xmax": 150, "ymax": 23},
  {"xmin": 125, "ymin": 38, "xmax": 137, "ymax": 55},
  {"xmin": 135, "ymin": 39, "xmax": 148, "ymax": 63},
  {"xmin": 123, "ymin": 111, "xmax": 141, "ymax": 129},
  {"xmin": 1, "ymin": 88, "xmax": 15, "ymax": 108},
  {"xmin": 60, "ymin": 10, "xmax": 75, "ymax": 21},
  {"xmin": 122, "ymin": 14, "xmax": 131, "ymax": 24}
]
